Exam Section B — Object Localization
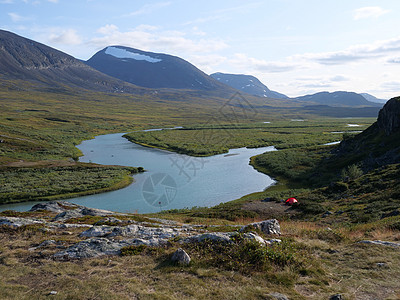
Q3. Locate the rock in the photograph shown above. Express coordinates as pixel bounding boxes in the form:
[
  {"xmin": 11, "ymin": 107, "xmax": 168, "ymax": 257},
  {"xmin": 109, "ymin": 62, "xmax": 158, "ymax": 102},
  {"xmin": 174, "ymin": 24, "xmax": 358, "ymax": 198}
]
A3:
[
  {"xmin": 171, "ymin": 248, "xmax": 191, "ymax": 265},
  {"xmin": 29, "ymin": 201, "xmax": 78, "ymax": 213},
  {"xmin": 359, "ymin": 240, "xmax": 400, "ymax": 248},
  {"xmin": 52, "ymin": 209, "xmax": 84, "ymax": 221},
  {"xmin": 185, "ymin": 232, "xmax": 235, "ymax": 243},
  {"xmin": 0, "ymin": 216, "xmax": 45, "ymax": 228},
  {"xmin": 54, "ymin": 238, "xmax": 130, "ymax": 260},
  {"xmin": 322, "ymin": 211, "xmax": 333, "ymax": 218},
  {"xmin": 267, "ymin": 292, "xmax": 289, "ymax": 300},
  {"xmin": 94, "ymin": 217, "xmax": 123, "ymax": 225},
  {"xmin": 79, "ymin": 225, "xmax": 115, "ymax": 238},
  {"xmin": 240, "ymin": 219, "xmax": 281, "ymax": 235},
  {"xmin": 329, "ymin": 294, "xmax": 344, "ymax": 300},
  {"xmin": 48, "ymin": 291, "xmax": 58, "ymax": 296},
  {"xmin": 377, "ymin": 97, "xmax": 400, "ymax": 135}
]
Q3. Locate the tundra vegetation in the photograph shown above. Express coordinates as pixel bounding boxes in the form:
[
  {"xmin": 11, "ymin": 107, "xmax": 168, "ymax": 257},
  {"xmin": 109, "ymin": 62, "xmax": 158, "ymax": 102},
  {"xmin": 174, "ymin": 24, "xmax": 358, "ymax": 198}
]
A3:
[{"xmin": 1, "ymin": 85, "xmax": 399, "ymax": 299}]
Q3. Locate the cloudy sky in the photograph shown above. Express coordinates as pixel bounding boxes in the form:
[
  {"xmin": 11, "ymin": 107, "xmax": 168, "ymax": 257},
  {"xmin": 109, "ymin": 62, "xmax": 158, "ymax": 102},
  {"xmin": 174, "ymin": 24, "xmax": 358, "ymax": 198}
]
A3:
[{"xmin": 1, "ymin": 0, "xmax": 400, "ymax": 99}]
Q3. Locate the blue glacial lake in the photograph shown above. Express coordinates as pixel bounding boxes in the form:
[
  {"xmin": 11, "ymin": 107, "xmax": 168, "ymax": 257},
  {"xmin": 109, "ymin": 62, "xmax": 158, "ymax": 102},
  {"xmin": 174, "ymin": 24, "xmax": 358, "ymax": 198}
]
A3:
[{"xmin": 0, "ymin": 133, "xmax": 276, "ymax": 213}]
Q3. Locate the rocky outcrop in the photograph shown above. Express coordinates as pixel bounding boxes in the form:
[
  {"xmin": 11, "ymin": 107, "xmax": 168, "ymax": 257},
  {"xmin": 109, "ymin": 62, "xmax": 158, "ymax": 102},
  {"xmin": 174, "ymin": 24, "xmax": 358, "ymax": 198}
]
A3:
[
  {"xmin": 239, "ymin": 219, "xmax": 281, "ymax": 235},
  {"xmin": 377, "ymin": 97, "xmax": 400, "ymax": 135},
  {"xmin": 54, "ymin": 238, "xmax": 130, "ymax": 260},
  {"xmin": 0, "ymin": 216, "xmax": 45, "ymax": 228},
  {"xmin": 2, "ymin": 202, "xmax": 285, "ymax": 260}
]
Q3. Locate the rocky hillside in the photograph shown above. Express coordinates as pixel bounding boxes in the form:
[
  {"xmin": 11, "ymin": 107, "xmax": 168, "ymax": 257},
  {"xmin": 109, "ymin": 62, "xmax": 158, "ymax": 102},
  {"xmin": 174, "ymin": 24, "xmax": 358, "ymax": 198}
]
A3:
[
  {"xmin": 210, "ymin": 72, "xmax": 288, "ymax": 99},
  {"xmin": 0, "ymin": 30, "xmax": 143, "ymax": 93},
  {"xmin": 335, "ymin": 96, "xmax": 400, "ymax": 169}
]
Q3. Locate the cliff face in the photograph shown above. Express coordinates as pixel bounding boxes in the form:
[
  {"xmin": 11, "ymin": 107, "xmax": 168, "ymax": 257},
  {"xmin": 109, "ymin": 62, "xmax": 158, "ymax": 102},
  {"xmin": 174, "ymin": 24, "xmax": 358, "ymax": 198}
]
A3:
[
  {"xmin": 335, "ymin": 96, "xmax": 400, "ymax": 169},
  {"xmin": 377, "ymin": 97, "xmax": 400, "ymax": 135}
]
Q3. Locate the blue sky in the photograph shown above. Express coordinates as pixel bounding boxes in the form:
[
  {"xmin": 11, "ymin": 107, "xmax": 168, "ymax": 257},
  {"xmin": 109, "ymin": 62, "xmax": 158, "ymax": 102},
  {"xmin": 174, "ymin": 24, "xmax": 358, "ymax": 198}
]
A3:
[{"xmin": 1, "ymin": 0, "xmax": 400, "ymax": 99}]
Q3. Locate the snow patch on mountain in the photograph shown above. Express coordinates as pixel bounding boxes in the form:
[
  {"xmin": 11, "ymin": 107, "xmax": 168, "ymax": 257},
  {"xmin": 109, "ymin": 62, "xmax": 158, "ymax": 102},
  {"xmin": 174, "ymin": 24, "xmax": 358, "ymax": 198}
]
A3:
[{"xmin": 105, "ymin": 47, "xmax": 162, "ymax": 63}]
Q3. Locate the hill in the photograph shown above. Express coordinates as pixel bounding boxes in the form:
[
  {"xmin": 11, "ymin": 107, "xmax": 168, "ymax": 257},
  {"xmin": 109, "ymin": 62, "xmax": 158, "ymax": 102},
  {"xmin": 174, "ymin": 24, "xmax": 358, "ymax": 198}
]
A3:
[
  {"xmin": 210, "ymin": 72, "xmax": 288, "ymax": 99},
  {"xmin": 0, "ymin": 30, "xmax": 145, "ymax": 94},
  {"xmin": 335, "ymin": 96, "xmax": 400, "ymax": 169},
  {"xmin": 360, "ymin": 93, "xmax": 388, "ymax": 104},
  {"xmin": 296, "ymin": 91, "xmax": 382, "ymax": 107},
  {"xmin": 86, "ymin": 46, "xmax": 229, "ymax": 91}
]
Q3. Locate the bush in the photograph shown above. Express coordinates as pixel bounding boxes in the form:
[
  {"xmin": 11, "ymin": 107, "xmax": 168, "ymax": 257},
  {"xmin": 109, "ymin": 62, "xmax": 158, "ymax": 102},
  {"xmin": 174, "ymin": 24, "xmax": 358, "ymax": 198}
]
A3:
[{"xmin": 341, "ymin": 164, "xmax": 363, "ymax": 181}]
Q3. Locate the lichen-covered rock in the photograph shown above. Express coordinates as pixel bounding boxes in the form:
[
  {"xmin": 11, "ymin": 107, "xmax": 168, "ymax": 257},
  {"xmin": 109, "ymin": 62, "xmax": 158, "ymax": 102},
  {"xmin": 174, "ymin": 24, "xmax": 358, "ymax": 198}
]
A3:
[
  {"xmin": 0, "ymin": 216, "xmax": 45, "ymax": 228},
  {"xmin": 54, "ymin": 238, "xmax": 129, "ymax": 260},
  {"xmin": 171, "ymin": 248, "xmax": 190, "ymax": 265},
  {"xmin": 240, "ymin": 219, "xmax": 281, "ymax": 235}
]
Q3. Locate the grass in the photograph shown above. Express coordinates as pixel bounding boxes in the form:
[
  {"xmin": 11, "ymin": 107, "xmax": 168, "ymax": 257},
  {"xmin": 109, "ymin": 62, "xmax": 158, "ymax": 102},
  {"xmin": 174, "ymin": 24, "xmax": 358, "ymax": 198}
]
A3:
[
  {"xmin": 124, "ymin": 118, "xmax": 375, "ymax": 156},
  {"xmin": 0, "ymin": 163, "xmax": 143, "ymax": 204}
]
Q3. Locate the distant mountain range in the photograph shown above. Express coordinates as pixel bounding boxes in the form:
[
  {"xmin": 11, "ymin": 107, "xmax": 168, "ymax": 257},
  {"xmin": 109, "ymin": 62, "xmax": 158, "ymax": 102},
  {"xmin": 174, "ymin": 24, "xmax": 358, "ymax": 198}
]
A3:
[
  {"xmin": 0, "ymin": 30, "xmax": 143, "ymax": 94},
  {"xmin": 210, "ymin": 72, "xmax": 288, "ymax": 99},
  {"xmin": 295, "ymin": 91, "xmax": 383, "ymax": 107},
  {"xmin": 360, "ymin": 93, "xmax": 387, "ymax": 104},
  {"xmin": 0, "ymin": 29, "xmax": 386, "ymax": 115},
  {"xmin": 86, "ymin": 46, "xmax": 227, "ymax": 91}
]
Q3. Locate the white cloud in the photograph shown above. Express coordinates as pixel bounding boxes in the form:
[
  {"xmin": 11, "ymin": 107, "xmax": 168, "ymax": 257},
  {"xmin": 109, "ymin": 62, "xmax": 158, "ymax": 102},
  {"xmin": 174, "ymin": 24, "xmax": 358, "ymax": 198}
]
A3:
[
  {"xmin": 90, "ymin": 25, "xmax": 228, "ymax": 56},
  {"xmin": 97, "ymin": 24, "xmax": 119, "ymax": 35},
  {"xmin": 8, "ymin": 12, "xmax": 30, "ymax": 22},
  {"xmin": 47, "ymin": 0, "xmax": 59, "ymax": 3},
  {"xmin": 330, "ymin": 75, "xmax": 349, "ymax": 82},
  {"xmin": 48, "ymin": 29, "xmax": 82, "ymax": 45},
  {"xmin": 295, "ymin": 36, "xmax": 400, "ymax": 65},
  {"xmin": 0, "ymin": 0, "xmax": 14, "ymax": 4},
  {"xmin": 230, "ymin": 53, "xmax": 297, "ymax": 73},
  {"xmin": 353, "ymin": 6, "xmax": 390, "ymax": 20},
  {"xmin": 127, "ymin": 2, "xmax": 171, "ymax": 17}
]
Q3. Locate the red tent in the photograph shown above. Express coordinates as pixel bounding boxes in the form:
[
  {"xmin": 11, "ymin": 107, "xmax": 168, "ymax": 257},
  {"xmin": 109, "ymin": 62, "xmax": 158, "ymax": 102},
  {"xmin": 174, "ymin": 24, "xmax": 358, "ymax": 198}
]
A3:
[{"xmin": 285, "ymin": 197, "xmax": 298, "ymax": 205}]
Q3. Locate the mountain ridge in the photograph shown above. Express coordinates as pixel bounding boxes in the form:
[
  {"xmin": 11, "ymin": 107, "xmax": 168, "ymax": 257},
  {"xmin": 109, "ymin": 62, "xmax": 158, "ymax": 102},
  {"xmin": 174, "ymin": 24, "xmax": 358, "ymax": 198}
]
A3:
[
  {"xmin": 86, "ymin": 46, "xmax": 230, "ymax": 92},
  {"xmin": 210, "ymin": 72, "xmax": 288, "ymax": 99}
]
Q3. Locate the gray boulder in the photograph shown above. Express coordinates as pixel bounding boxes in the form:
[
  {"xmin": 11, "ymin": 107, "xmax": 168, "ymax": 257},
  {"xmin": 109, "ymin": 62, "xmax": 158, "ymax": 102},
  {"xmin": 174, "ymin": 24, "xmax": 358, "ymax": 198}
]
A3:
[
  {"xmin": 171, "ymin": 248, "xmax": 191, "ymax": 265},
  {"xmin": 240, "ymin": 219, "xmax": 281, "ymax": 235},
  {"xmin": 54, "ymin": 238, "xmax": 129, "ymax": 260}
]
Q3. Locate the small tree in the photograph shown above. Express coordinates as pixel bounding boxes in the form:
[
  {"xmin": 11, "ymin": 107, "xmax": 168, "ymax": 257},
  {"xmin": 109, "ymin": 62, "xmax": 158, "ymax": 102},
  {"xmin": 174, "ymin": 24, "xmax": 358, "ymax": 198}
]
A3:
[{"xmin": 341, "ymin": 164, "xmax": 363, "ymax": 181}]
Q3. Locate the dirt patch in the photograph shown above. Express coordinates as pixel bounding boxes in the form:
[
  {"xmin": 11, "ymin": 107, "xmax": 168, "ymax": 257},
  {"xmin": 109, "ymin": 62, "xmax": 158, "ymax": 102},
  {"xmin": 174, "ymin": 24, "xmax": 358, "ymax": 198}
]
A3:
[{"xmin": 243, "ymin": 200, "xmax": 299, "ymax": 219}]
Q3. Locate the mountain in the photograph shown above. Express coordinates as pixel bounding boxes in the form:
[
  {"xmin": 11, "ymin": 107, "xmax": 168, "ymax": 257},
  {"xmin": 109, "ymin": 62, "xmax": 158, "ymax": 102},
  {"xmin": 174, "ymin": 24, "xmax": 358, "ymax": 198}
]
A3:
[
  {"xmin": 0, "ymin": 30, "xmax": 143, "ymax": 93},
  {"xmin": 360, "ymin": 93, "xmax": 387, "ymax": 104},
  {"xmin": 295, "ymin": 91, "xmax": 382, "ymax": 107},
  {"xmin": 86, "ymin": 46, "xmax": 226, "ymax": 91},
  {"xmin": 210, "ymin": 72, "xmax": 288, "ymax": 99}
]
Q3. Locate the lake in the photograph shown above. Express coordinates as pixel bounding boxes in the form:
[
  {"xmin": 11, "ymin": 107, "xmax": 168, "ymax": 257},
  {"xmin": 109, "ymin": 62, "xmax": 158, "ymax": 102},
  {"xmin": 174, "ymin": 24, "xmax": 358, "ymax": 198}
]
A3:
[{"xmin": 0, "ymin": 132, "xmax": 276, "ymax": 213}]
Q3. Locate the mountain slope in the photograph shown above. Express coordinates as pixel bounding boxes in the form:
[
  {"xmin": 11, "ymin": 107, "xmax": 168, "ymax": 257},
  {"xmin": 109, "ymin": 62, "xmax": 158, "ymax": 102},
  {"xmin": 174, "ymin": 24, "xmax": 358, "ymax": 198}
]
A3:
[
  {"xmin": 296, "ymin": 91, "xmax": 382, "ymax": 107},
  {"xmin": 210, "ymin": 72, "xmax": 288, "ymax": 99},
  {"xmin": 360, "ymin": 93, "xmax": 387, "ymax": 104},
  {"xmin": 335, "ymin": 96, "xmax": 400, "ymax": 169},
  {"xmin": 0, "ymin": 30, "xmax": 143, "ymax": 93},
  {"xmin": 86, "ymin": 46, "xmax": 227, "ymax": 91}
]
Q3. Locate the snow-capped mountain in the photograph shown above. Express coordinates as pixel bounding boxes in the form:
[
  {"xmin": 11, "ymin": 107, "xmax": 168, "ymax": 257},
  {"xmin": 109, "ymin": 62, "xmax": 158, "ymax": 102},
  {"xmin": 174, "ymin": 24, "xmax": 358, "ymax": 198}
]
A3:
[
  {"xmin": 0, "ymin": 30, "xmax": 142, "ymax": 93},
  {"xmin": 210, "ymin": 72, "xmax": 288, "ymax": 99},
  {"xmin": 86, "ymin": 46, "xmax": 226, "ymax": 91}
]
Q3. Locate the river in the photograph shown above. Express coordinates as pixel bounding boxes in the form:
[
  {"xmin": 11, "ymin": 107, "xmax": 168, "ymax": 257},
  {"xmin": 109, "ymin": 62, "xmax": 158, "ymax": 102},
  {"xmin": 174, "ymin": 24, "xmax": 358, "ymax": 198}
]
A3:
[{"xmin": 0, "ymin": 132, "xmax": 276, "ymax": 213}]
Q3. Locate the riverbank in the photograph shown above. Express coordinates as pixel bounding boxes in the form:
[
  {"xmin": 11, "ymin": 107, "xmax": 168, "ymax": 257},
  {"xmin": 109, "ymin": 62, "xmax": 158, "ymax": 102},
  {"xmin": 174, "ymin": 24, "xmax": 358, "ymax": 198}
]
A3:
[{"xmin": 0, "ymin": 162, "xmax": 143, "ymax": 206}]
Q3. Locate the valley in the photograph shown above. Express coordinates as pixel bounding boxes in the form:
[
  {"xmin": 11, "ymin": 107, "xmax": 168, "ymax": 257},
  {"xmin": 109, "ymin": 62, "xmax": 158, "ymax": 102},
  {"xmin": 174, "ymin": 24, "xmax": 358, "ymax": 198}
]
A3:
[{"xmin": 0, "ymin": 28, "xmax": 399, "ymax": 299}]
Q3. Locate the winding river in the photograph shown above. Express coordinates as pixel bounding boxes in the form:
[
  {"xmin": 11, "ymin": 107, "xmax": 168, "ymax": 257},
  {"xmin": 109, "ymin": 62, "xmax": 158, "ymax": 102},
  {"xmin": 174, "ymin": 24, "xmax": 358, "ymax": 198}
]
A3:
[{"xmin": 0, "ymin": 133, "xmax": 276, "ymax": 213}]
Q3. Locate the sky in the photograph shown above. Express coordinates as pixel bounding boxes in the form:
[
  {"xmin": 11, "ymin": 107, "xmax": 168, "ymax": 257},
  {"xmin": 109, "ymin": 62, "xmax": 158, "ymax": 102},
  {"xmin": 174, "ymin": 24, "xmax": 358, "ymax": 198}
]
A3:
[{"xmin": 1, "ymin": 0, "xmax": 400, "ymax": 99}]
